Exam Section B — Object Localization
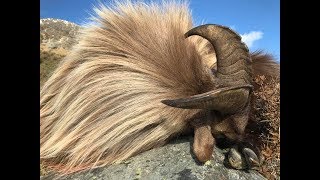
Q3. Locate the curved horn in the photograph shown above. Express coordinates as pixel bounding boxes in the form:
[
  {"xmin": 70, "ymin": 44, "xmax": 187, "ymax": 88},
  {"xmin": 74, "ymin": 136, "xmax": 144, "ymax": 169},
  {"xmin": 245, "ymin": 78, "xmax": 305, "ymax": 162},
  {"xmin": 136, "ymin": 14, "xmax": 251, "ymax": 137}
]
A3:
[
  {"xmin": 162, "ymin": 84, "xmax": 252, "ymax": 114},
  {"xmin": 161, "ymin": 24, "xmax": 253, "ymax": 112},
  {"xmin": 185, "ymin": 24, "xmax": 252, "ymax": 86}
]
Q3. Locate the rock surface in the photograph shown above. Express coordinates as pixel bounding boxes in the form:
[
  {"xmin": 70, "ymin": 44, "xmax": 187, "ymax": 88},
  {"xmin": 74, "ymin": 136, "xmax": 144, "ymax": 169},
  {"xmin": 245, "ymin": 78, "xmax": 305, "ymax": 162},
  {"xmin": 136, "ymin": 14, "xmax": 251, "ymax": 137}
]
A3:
[{"xmin": 41, "ymin": 136, "xmax": 266, "ymax": 180}]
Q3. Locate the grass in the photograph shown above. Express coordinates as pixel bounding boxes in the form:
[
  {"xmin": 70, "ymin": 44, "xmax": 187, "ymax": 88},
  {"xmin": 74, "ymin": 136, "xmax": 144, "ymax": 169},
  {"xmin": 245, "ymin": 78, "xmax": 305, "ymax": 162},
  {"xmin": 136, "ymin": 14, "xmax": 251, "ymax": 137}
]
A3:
[
  {"xmin": 40, "ymin": 50, "xmax": 66, "ymax": 87},
  {"xmin": 247, "ymin": 75, "xmax": 280, "ymax": 179}
]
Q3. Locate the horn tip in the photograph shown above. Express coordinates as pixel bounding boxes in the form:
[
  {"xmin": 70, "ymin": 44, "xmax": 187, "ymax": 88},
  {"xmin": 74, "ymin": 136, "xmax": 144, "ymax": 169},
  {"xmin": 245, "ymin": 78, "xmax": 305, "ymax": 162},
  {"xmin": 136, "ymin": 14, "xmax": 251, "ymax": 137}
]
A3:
[{"xmin": 161, "ymin": 99, "xmax": 176, "ymax": 107}]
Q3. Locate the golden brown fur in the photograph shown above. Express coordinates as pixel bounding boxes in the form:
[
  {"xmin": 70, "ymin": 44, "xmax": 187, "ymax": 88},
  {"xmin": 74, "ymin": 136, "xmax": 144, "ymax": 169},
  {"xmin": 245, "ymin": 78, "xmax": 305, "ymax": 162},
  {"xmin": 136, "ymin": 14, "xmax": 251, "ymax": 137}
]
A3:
[
  {"xmin": 251, "ymin": 50, "xmax": 279, "ymax": 77},
  {"xmin": 40, "ymin": 1, "xmax": 279, "ymax": 174}
]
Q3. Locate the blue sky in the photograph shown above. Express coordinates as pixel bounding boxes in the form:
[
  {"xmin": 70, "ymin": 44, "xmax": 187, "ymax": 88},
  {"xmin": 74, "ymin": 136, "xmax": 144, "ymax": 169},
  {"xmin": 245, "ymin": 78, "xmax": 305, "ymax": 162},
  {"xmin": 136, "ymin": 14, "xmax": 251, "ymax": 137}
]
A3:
[{"xmin": 40, "ymin": 0, "xmax": 280, "ymax": 61}]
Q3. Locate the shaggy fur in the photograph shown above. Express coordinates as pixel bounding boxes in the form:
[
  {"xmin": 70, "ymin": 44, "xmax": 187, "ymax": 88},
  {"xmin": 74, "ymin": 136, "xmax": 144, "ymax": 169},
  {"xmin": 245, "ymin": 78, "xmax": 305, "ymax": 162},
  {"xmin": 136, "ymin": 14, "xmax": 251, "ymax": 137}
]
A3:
[
  {"xmin": 40, "ymin": 1, "xmax": 279, "ymax": 174},
  {"xmin": 251, "ymin": 50, "xmax": 280, "ymax": 77}
]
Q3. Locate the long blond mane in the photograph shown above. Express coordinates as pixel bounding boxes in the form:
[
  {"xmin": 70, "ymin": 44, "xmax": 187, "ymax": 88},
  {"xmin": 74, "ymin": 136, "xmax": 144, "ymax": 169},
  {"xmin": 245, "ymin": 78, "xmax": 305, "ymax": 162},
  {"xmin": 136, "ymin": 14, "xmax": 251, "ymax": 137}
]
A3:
[{"xmin": 40, "ymin": 1, "xmax": 215, "ymax": 174}]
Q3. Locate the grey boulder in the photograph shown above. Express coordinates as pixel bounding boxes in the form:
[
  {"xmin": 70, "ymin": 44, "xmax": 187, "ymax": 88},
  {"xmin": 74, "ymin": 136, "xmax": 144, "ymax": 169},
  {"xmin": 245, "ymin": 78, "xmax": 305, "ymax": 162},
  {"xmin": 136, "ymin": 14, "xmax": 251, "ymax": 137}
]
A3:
[{"xmin": 41, "ymin": 136, "xmax": 266, "ymax": 180}]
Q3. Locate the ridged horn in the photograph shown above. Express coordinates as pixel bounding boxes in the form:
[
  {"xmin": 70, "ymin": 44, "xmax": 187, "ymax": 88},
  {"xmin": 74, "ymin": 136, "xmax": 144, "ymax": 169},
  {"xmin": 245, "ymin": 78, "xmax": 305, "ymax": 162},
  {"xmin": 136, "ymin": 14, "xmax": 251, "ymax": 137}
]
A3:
[
  {"xmin": 161, "ymin": 24, "xmax": 253, "ymax": 112},
  {"xmin": 185, "ymin": 24, "xmax": 252, "ymax": 86},
  {"xmin": 161, "ymin": 84, "xmax": 252, "ymax": 114}
]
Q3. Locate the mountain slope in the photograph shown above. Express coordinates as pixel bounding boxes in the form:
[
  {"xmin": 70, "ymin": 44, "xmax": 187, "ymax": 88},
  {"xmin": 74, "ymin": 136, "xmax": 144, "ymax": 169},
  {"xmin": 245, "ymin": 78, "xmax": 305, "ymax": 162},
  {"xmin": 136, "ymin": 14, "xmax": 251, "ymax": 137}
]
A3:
[{"xmin": 40, "ymin": 18, "xmax": 81, "ymax": 52}]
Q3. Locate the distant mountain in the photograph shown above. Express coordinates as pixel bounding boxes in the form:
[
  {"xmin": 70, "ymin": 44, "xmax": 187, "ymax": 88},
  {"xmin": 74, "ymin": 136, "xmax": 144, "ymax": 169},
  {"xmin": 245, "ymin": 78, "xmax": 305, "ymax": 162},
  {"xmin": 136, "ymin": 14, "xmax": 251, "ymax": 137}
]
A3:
[
  {"xmin": 40, "ymin": 18, "xmax": 81, "ymax": 87},
  {"xmin": 40, "ymin": 18, "xmax": 81, "ymax": 52}
]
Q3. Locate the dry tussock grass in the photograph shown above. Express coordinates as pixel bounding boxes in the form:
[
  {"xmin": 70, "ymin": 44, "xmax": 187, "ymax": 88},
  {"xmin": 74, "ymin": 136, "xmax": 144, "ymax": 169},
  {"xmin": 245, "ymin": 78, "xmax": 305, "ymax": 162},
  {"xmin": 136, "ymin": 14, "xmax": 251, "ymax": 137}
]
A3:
[
  {"xmin": 40, "ymin": 51, "xmax": 65, "ymax": 87},
  {"xmin": 247, "ymin": 75, "xmax": 280, "ymax": 179}
]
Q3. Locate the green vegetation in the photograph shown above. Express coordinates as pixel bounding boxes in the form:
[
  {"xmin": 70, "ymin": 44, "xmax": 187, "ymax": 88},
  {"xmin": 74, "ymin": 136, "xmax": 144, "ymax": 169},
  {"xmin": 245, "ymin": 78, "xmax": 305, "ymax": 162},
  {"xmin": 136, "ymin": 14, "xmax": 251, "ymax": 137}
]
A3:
[{"xmin": 40, "ymin": 50, "xmax": 65, "ymax": 87}]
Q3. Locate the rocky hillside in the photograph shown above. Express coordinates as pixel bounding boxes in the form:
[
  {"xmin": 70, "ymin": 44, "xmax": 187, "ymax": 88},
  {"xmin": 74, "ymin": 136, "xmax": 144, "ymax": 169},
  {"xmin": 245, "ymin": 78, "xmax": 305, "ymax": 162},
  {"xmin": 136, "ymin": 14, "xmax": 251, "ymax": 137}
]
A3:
[
  {"xmin": 40, "ymin": 18, "xmax": 81, "ymax": 52},
  {"xmin": 40, "ymin": 18, "xmax": 81, "ymax": 86}
]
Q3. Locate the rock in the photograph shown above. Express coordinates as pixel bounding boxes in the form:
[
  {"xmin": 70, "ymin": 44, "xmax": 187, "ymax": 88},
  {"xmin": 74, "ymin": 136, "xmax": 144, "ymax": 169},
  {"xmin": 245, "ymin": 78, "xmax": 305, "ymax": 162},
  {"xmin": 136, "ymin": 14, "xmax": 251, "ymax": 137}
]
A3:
[
  {"xmin": 41, "ymin": 136, "xmax": 266, "ymax": 180},
  {"xmin": 47, "ymin": 39, "xmax": 59, "ymax": 49}
]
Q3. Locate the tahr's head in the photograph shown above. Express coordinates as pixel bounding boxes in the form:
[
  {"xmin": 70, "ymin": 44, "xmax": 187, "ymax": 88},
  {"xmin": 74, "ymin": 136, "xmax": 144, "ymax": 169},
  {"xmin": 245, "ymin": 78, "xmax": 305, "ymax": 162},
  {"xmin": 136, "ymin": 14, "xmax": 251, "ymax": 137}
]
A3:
[{"xmin": 161, "ymin": 24, "xmax": 253, "ymax": 138}]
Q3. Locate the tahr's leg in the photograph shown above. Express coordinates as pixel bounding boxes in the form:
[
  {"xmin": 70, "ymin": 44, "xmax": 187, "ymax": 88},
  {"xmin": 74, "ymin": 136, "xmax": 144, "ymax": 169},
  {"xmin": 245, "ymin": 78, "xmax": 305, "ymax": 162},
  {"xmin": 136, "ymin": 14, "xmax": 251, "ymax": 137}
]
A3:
[
  {"xmin": 226, "ymin": 103, "xmax": 261, "ymax": 170},
  {"xmin": 190, "ymin": 111, "xmax": 215, "ymax": 163},
  {"xmin": 228, "ymin": 145, "xmax": 260, "ymax": 170}
]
